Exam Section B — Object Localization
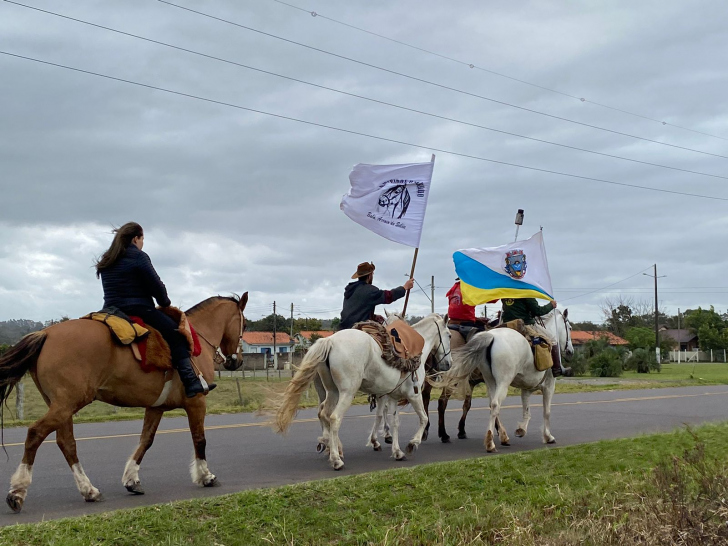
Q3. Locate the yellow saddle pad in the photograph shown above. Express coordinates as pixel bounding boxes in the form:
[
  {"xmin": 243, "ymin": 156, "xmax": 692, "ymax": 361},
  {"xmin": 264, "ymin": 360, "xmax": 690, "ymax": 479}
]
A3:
[{"xmin": 82, "ymin": 312, "xmax": 148, "ymax": 345}]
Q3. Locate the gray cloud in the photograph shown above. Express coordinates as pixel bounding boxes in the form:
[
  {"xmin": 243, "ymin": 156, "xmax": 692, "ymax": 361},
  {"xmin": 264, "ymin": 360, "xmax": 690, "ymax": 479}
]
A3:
[{"xmin": 1, "ymin": 0, "xmax": 727, "ymax": 325}]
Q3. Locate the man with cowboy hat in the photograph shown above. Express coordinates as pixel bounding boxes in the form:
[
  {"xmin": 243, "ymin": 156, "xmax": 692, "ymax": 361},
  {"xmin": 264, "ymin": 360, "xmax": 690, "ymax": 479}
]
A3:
[{"xmin": 338, "ymin": 262, "xmax": 414, "ymax": 330}]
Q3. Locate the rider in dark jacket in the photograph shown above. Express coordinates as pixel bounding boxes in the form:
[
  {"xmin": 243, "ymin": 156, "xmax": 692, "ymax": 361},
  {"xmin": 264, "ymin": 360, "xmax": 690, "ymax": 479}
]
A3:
[
  {"xmin": 96, "ymin": 222, "xmax": 213, "ymax": 397},
  {"xmin": 338, "ymin": 262, "xmax": 414, "ymax": 330}
]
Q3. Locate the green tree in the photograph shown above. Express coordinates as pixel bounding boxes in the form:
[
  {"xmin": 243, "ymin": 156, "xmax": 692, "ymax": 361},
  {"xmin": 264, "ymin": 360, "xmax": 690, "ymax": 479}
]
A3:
[
  {"xmin": 0, "ymin": 344, "xmax": 10, "ymax": 355},
  {"xmin": 330, "ymin": 317, "xmax": 341, "ymax": 330},
  {"xmin": 246, "ymin": 314, "xmax": 291, "ymax": 332},
  {"xmin": 624, "ymin": 327, "xmax": 655, "ymax": 350},
  {"xmin": 684, "ymin": 306, "xmax": 727, "ymax": 350},
  {"xmin": 293, "ymin": 318, "xmax": 323, "ymax": 334}
]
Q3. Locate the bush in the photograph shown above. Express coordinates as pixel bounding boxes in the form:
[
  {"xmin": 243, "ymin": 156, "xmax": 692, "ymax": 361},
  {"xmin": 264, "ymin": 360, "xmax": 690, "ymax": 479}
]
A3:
[
  {"xmin": 625, "ymin": 347, "xmax": 661, "ymax": 373},
  {"xmin": 589, "ymin": 348, "xmax": 624, "ymax": 377},
  {"xmin": 567, "ymin": 351, "xmax": 589, "ymax": 376}
]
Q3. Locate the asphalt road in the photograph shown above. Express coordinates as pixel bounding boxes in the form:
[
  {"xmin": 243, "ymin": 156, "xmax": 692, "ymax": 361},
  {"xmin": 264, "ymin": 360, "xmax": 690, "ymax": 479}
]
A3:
[{"xmin": 1, "ymin": 384, "xmax": 726, "ymax": 525}]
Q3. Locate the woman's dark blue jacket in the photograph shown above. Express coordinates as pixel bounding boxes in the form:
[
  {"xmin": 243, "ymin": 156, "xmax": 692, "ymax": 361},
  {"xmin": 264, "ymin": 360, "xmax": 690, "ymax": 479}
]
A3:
[{"xmin": 100, "ymin": 245, "xmax": 171, "ymax": 309}]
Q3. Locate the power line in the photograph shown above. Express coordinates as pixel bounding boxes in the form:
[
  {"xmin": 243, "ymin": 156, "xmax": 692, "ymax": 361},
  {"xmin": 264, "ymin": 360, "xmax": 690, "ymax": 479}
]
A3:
[
  {"xmin": 5, "ymin": 0, "xmax": 724, "ymax": 182},
  {"xmin": 157, "ymin": 0, "xmax": 728, "ymax": 161},
  {"xmin": 559, "ymin": 266, "xmax": 656, "ymax": 302},
  {"xmin": 3, "ymin": 50, "xmax": 728, "ymax": 203},
  {"xmin": 267, "ymin": 0, "xmax": 728, "ymax": 142}
]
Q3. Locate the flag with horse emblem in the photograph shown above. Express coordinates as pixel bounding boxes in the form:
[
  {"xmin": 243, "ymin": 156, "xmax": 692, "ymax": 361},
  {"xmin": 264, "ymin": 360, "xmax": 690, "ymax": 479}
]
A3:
[
  {"xmin": 340, "ymin": 160, "xmax": 434, "ymax": 247},
  {"xmin": 453, "ymin": 231, "xmax": 554, "ymax": 305}
]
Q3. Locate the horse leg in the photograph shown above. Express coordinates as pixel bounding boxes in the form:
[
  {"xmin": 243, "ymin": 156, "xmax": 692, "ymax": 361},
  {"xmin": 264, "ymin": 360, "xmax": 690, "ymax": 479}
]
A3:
[
  {"xmin": 327, "ymin": 390, "xmax": 355, "ymax": 470},
  {"xmin": 485, "ymin": 382, "xmax": 508, "ymax": 453},
  {"xmin": 54, "ymin": 417, "xmax": 103, "ymax": 503},
  {"xmin": 7, "ymin": 403, "xmax": 77, "ymax": 512},
  {"xmin": 421, "ymin": 381, "xmax": 432, "ymax": 441},
  {"xmin": 389, "ymin": 403, "xmax": 407, "ymax": 461},
  {"xmin": 516, "ymin": 389, "xmax": 532, "ymax": 438},
  {"xmin": 405, "ymin": 393, "xmax": 429, "ymax": 455},
  {"xmin": 383, "ymin": 397, "xmax": 393, "ymax": 445},
  {"xmin": 367, "ymin": 397, "xmax": 384, "ymax": 451},
  {"xmin": 122, "ymin": 407, "xmax": 164, "ymax": 494},
  {"xmin": 541, "ymin": 374, "xmax": 557, "ymax": 444},
  {"xmin": 437, "ymin": 389, "xmax": 451, "ymax": 442},
  {"xmin": 317, "ymin": 372, "xmax": 338, "ymax": 454},
  {"xmin": 185, "ymin": 397, "xmax": 218, "ymax": 487},
  {"xmin": 457, "ymin": 395, "xmax": 472, "ymax": 440}
]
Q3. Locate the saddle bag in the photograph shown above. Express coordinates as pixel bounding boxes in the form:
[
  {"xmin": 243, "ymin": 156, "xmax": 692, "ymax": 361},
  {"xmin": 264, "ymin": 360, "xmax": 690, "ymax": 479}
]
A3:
[{"xmin": 533, "ymin": 341, "xmax": 553, "ymax": 371}]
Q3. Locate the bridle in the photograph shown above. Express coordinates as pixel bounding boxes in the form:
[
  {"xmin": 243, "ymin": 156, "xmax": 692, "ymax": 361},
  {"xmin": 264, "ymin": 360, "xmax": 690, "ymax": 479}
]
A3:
[
  {"xmin": 430, "ymin": 319, "xmax": 451, "ymax": 372},
  {"xmin": 195, "ymin": 308, "xmax": 244, "ymax": 367}
]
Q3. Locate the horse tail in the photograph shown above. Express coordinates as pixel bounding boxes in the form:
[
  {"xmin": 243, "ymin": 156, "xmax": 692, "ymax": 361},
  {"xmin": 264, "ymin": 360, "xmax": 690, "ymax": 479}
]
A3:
[
  {"xmin": 0, "ymin": 331, "xmax": 47, "ymax": 408},
  {"xmin": 270, "ymin": 336, "xmax": 333, "ymax": 434},
  {"xmin": 434, "ymin": 331, "xmax": 494, "ymax": 399}
]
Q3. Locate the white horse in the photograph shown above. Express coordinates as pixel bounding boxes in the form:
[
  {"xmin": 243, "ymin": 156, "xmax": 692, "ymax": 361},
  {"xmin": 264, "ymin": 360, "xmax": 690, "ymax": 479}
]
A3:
[
  {"xmin": 270, "ymin": 314, "xmax": 452, "ymax": 470},
  {"xmin": 436, "ymin": 308, "xmax": 573, "ymax": 452}
]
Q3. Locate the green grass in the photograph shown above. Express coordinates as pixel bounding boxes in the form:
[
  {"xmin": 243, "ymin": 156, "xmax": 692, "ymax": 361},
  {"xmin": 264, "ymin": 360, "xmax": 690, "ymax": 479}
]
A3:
[
  {"xmin": 4, "ymin": 363, "xmax": 727, "ymax": 428},
  {"xmin": 0, "ymin": 422, "xmax": 726, "ymax": 545}
]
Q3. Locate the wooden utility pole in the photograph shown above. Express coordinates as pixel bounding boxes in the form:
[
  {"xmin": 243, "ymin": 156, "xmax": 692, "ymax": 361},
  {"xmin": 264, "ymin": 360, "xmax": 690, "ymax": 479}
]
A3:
[
  {"xmin": 273, "ymin": 301, "xmax": 277, "ymax": 370},
  {"xmin": 653, "ymin": 264, "xmax": 659, "ymax": 363},
  {"xmin": 289, "ymin": 303, "xmax": 294, "ymax": 368}
]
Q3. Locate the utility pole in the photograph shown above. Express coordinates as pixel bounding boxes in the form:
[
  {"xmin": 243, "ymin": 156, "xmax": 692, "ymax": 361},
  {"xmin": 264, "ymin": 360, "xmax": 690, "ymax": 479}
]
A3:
[
  {"xmin": 431, "ymin": 275, "xmax": 435, "ymax": 313},
  {"xmin": 677, "ymin": 307, "xmax": 681, "ymax": 363},
  {"xmin": 644, "ymin": 264, "xmax": 664, "ymax": 363},
  {"xmin": 273, "ymin": 301, "xmax": 277, "ymax": 370},
  {"xmin": 289, "ymin": 303, "xmax": 294, "ymax": 369}
]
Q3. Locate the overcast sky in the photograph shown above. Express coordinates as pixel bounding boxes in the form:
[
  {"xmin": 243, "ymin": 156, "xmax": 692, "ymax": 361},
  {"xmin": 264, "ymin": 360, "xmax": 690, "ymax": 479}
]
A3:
[{"xmin": 1, "ymin": 0, "xmax": 727, "ymax": 325}]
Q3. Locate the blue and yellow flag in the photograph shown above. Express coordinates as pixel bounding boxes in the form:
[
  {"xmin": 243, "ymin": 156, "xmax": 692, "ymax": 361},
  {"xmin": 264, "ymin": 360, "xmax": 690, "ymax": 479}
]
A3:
[{"xmin": 453, "ymin": 231, "xmax": 554, "ymax": 305}]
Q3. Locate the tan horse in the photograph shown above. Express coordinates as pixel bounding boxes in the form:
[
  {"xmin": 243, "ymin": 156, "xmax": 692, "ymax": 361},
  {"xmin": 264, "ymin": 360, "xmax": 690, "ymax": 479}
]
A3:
[{"xmin": 0, "ymin": 293, "xmax": 248, "ymax": 513}]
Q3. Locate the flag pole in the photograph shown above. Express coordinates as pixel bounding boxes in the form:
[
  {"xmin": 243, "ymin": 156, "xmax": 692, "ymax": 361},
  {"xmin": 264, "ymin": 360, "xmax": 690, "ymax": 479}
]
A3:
[{"xmin": 401, "ymin": 154, "xmax": 435, "ymax": 317}]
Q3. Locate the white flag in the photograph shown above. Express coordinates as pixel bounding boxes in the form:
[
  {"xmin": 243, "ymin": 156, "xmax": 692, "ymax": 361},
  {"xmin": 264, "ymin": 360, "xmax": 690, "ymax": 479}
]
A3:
[{"xmin": 340, "ymin": 161, "xmax": 434, "ymax": 247}]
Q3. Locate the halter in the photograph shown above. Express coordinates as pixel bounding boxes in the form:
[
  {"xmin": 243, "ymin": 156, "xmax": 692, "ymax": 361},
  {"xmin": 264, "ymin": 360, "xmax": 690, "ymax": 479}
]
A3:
[{"xmin": 195, "ymin": 308, "xmax": 244, "ymax": 367}]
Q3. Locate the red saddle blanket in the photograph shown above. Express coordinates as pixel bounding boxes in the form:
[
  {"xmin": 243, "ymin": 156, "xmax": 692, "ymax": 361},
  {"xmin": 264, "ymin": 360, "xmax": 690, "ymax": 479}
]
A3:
[{"xmin": 129, "ymin": 316, "xmax": 202, "ymax": 373}]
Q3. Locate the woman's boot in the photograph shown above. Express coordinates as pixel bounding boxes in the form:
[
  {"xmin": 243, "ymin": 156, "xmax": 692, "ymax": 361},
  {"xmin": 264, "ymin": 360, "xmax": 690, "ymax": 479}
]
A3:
[{"xmin": 175, "ymin": 357, "xmax": 216, "ymax": 397}]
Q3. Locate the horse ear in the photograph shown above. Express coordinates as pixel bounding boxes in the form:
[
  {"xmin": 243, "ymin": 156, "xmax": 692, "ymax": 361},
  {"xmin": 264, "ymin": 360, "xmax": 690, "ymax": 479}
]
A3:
[
  {"xmin": 239, "ymin": 292, "xmax": 248, "ymax": 312},
  {"xmin": 563, "ymin": 308, "xmax": 568, "ymax": 319}
]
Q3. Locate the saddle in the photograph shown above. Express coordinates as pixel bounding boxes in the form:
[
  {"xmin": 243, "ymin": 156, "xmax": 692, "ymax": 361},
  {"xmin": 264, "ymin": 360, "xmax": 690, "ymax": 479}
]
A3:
[
  {"xmin": 500, "ymin": 319, "xmax": 553, "ymax": 371},
  {"xmin": 352, "ymin": 319, "xmax": 424, "ymax": 373},
  {"xmin": 82, "ymin": 306, "xmax": 201, "ymax": 373}
]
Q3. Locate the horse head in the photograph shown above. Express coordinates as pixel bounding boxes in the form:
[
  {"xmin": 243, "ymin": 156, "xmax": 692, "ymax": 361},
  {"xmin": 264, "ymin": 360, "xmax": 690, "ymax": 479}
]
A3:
[
  {"xmin": 431, "ymin": 314, "xmax": 452, "ymax": 372},
  {"xmin": 561, "ymin": 308, "xmax": 574, "ymax": 360},
  {"xmin": 187, "ymin": 292, "xmax": 248, "ymax": 371}
]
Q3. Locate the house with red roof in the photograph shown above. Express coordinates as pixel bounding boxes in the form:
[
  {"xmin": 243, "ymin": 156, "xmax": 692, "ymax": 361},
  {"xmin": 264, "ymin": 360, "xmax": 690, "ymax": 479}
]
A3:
[
  {"xmin": 292, "ymin": 330, "xmax": 335, "ymax": 350},
  {"xmin": 570, "ymin": 331, "xmax": 629, "ymax": 349},
  {"xmin": 242, "ymin": 331, "xmax": 293, "ymax": 355}
]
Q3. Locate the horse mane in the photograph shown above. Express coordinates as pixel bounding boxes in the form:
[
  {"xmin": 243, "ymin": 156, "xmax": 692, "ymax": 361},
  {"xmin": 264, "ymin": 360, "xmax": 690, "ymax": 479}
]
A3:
[{"xmin": 185, "ymin": 294, "xmax": 241, "ymax": 315}]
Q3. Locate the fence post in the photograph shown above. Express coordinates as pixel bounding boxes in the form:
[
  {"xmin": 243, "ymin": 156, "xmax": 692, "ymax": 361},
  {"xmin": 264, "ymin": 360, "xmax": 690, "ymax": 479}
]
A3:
[
  {"xmin": 15, "ymin": 381, "xmax": 24, "ymax": 421},
  {"xmin": 235, "ymin": 377, "xmax": 243, "ymax": 406},
  {"xmin": 711, "ymin": 349, "xmax": 714, "ymax": 362}
]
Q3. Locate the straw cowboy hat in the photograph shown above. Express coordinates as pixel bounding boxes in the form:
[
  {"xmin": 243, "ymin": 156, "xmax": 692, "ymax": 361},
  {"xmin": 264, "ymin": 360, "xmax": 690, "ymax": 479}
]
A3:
[{"xmin": 351, "ymin": 262, "xmax": 376, "ymax": 279}]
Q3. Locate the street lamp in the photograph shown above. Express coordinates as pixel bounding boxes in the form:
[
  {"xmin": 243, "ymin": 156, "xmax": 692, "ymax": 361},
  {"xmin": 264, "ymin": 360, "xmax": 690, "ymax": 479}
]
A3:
[{"xmin": 514, "ymin": 209, "xmax": 524, "ymax": 242}]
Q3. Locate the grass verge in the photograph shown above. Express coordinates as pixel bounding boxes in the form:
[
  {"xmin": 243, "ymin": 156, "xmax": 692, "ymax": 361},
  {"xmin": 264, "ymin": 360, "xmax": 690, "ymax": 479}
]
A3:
[{"xmin": 0, "ymin": 422, "xmax": 726, "ymax": 545}]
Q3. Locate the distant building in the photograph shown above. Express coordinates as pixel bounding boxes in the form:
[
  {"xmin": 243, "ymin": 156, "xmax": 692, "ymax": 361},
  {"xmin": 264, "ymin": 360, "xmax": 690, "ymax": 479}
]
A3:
[
  {"xmin": 292, "ymin": 330, "xmax": 335, "ymax": 350},
  {"xmin": 659, "ymin": 328, "xmax": 699, "ymax": 351},
  {"xmin": 571, "ymin": 331, "xmax": 629, "ymax": 350},
  {"xmin": 242, "ymin": 332, "xmax": 293, "ymax": 355}
]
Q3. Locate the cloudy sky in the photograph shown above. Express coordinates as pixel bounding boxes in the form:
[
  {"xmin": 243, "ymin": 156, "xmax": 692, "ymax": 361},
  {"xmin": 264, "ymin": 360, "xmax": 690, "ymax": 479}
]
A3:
[{"xmin": 1, "ymin": 0, "xmax": 726, "ymax": 325}]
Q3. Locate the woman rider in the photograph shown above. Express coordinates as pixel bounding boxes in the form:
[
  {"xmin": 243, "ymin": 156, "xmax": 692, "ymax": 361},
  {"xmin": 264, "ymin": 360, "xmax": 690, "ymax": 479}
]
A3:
[{"xmin": 95, "ymin": 222, "xmax": 212, "ymax": 397}]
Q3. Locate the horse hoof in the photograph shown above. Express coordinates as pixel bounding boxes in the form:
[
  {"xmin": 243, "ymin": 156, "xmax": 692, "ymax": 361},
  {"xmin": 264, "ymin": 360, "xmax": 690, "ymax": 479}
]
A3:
[
  {"xmin": 406, "ymin": 443, "xmax": 418, "ymax": 455},
  {"xmin": 333, "ymin": 462, "xmax": 345, "ymax": 471},
  {"xmin": 203, "ymin": 477, "xmax": 220, "ymax": 487},
  {"xmin": 422, "ymin": 430, "xmax": 429, "ymax": 442},
  {"xmin": 515, "ymin": 428, "xmax": 526, "ymax": 437},
  {"xmin": 457, "ymin": 432, "xmax": 467, "ymax": 440},
  {"xmin": 316, "ymin": 443, "xmax": 325, "ymax": 454},
  {"xmin": 125, "ymin": 482, "xmax": 145, "ymax": 495},
  {"xmin": 373, "ymin": 444, "xmax": 382, "ymax": 452},
  {"xmin": 501, "ymin": 441, "xmax": 510, "ymax": 447},
  {"xmin": 441, "ymin": 435, "xmax": 451, "ymax": 444},
  {"xmin": 384, "ymin": 436, "xmax": 393, "ymax": 445},
  {"xmin": 6, "ymin": 493, "xmax": 23, "ymax": 513},
  {"xmin": 547, "ymin": 438, "xmax": 556, "ymax": 444},
  {"xmin": 395, "ymin": 455, "xmax": 407, "ymax": 462},
  {"xmin": 85, "ymin": 493, "xmax": 104, "ymax": 503},
  {"xmin": 486, "ymin": 446, "xmax": 497, "ymax": 453}
]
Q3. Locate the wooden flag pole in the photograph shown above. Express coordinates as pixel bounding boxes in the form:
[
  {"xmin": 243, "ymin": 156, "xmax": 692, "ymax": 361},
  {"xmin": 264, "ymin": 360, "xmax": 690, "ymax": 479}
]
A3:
[
  {"xmin": 401, "ymin": 247, "xmax": 419, "ymax": 316},
  {"xmin": 401, "ymin": 154, "xmax": 435, "ymax": 317}
]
